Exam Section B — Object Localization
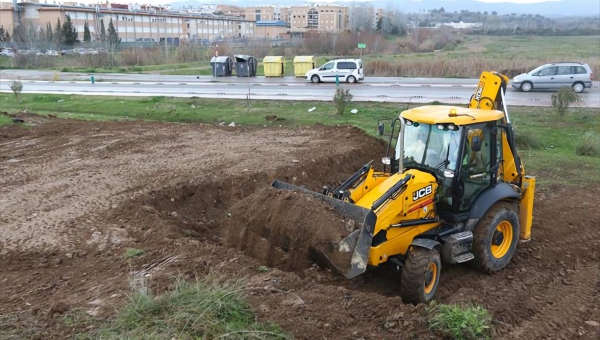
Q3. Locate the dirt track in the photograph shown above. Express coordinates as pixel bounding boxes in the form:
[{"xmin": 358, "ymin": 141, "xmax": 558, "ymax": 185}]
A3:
[{"xmin": 0, "ymin": 117, "xmax": 599, "ymax": 340}]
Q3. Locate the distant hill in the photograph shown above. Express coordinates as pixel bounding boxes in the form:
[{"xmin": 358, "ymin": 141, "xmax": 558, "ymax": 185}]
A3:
[{"xmin": 170, "ymin": 0, "xmax": 599, "ymax": 17}]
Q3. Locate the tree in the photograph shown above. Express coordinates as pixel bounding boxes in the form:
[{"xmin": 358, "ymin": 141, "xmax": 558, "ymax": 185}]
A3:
[
  {"xmin": 83, "ymin": 21, "xmax": 91, "ymax": 43},
  {"xmin": 106, "ymin": 18, "xmax": 121, "ymax": 67},
  {"xmin": 61, "ymin": 14, "xmax": 78, "ymax": 46},
  {"xmin": 0, "ymin": 25, "xmax": 9, "ymax": 44},
  {"xmin": 107, "ymin": 18, "xmax": 120, "ymax": 48},
  {"xmin": 46, "ymin": 22, "xmax": 53, "ymax": 44},
  {"xmin": 100, "ymin": 19, "xmax": 106, "ymax": 43},
  {"xmin": 54, "ymin": 18, "xmax": 63, "ymax": 48},
  {"xmin": 492, "ymin": 11, "xmax": 497, "ymax": 16}
]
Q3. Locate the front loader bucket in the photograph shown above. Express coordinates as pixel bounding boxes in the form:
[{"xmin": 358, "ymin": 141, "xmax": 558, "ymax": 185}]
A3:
[{"xmin": 271, "ymin": 180, "xmax": 376, "ymax": 279}]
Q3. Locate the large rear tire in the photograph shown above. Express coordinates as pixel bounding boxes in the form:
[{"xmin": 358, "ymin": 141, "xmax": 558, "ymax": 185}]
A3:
[
  {"xmin": 471, "ymin": 202, "xmax": 520, "ymax": 274},
  {"xmin": 400, "ymin": 247, "xmax": 441, "ymax": 305}
]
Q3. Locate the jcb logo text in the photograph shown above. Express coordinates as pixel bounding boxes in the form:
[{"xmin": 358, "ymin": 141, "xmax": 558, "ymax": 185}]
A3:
[
  {"xmin": 474, "ymin": 81, "xmax": 485, "ymax": 101},
  {"xmin": 413, "ymin": 185, "xmax": 432, "ymax": 201}
]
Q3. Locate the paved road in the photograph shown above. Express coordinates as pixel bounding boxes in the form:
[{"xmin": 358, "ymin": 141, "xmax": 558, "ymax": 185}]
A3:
[
  {"xmin": 1, "ymin": 69, "xmax": 491, "ymax": 84},
  {"xmin": 1, "ymin": 71, "xmax": 599, "ymax": 108}
]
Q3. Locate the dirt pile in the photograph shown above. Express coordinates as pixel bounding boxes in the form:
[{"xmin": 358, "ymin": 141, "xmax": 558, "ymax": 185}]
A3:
[{"xmin": 224, "ymin": 187, "xmax": 361, "ymax": 272}]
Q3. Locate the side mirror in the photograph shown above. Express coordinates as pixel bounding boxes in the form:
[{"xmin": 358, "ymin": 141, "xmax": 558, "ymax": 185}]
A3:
[
  {"xmin": 378, "ymin": 122, "xmax": 385, "ymax": 136},
  {"xmin": 471, "ymin": 136, "xmax": 482, "ymax": 152}
]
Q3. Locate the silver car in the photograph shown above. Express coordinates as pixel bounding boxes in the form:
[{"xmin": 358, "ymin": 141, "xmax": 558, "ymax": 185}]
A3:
[{"xmin": 511, "ymin": 62, "xmax": 594, "ymax": 93}]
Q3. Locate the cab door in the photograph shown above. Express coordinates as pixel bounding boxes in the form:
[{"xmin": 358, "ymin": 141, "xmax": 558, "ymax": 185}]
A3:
[
  {"xmin": 532, "ymin": 66, "xmax": 558, "ymax": 89},
  {"xmin": 318, "ymin": 61, "xmax": 336, "ymax": 82}
]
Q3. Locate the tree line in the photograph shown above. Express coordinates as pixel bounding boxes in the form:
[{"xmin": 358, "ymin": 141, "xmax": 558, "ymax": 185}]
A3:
[{"xmin": 0, "ymin": 14, "xmax": 121, "ymax": 50}]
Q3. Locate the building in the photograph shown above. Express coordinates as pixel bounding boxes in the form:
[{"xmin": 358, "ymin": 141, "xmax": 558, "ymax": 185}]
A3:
[
  {"xmin": 216, "ymin": 5, "xmax": 244, "ymax": 18},
  {"xmin": 3, "ymin": 1, "xmax": 256, "ymax": 46},
  {"xmin": 244, "ymin": 5, "xmax": 289, "ymax": 23},
  {"xmin": 244, "ymin": 3, "xmax": 349, "ymax": 34},
  {"xmin": 288, "ymin": 3, "xmax": 348, "ymax": 32},
  {"xmin": 254, "ymin": 20, "xmax": 289, "ymax": 39}
]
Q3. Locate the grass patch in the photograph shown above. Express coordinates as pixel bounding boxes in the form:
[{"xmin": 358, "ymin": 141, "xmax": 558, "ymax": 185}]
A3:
[
  {"xmin": 1, "ymin": 93, "xmax": 598, "ymax": 186},
  {"xmin": 123, "ymin": 248, "xmax": 145, "ymax": 259},
  {"xmin": 575, "ymin": 131, "xmax": 600, "ymax": 157},
  {"xmin": 428, "ymin": 302, "xmax": 493, "ymax": 340},
  {"xmin": 0, "ymin": 114, "xmax": 13, "ymax": 125},
  {"xmin": 82, "ymin": 277, "xmax": 289, "ymax": 340}
]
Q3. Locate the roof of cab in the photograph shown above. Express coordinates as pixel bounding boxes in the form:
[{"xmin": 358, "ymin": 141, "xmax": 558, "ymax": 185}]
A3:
[{"xmin": 401, "ymin": 105, "xmax": 505, "ymax": 126}]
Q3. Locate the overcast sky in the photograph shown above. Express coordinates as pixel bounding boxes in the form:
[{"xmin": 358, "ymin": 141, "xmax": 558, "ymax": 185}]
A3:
[{"xmin": 0, "ymin": 0, "xmax": 570, "ymax": 4}]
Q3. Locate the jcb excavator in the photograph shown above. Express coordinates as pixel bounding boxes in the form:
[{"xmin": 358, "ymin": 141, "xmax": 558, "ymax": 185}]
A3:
[{"xmin": 270, "ymin": 71, "xmax": 536, "ymax": 304}]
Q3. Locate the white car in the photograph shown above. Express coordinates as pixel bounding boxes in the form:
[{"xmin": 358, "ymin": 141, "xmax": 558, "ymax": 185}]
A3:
[{"xmin": 305, "ymin": 58, "xmax": 364, "ymax": 84}]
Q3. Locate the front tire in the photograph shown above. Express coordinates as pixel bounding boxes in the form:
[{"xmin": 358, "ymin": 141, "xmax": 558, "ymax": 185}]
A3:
[
  {"xmin": 400, "ymin": 247, "xmax": 441, "ymax": 305},
  {"xmin": 347, "ymin": 75, "xmax": 357, "ymax": 83},
  {"xmin": 471, "ymin": 202, "xmax": 520, "ymax": 274},
  {"xmin": 310, "ymin": 75, "xmax": 320, "ymax": 83},
  {"xmin": 520, "ymin": 81, "xmax": 533, "ymax": 92}
]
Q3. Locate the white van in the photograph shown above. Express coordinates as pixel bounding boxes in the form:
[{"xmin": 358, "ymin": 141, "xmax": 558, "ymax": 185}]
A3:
[{"xmin": 305, "ymin": 59, "xmax": 364, "ymax": 83}]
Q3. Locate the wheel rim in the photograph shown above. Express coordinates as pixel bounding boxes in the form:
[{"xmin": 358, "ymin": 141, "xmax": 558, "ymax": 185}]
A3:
[
  {"xmin": 424, "ymin": 262, "xmax": 437, "ymax": 294},
  {"xmin": 348, "ymin": 76, "xmax": 356, "ymax": 83},
  {"xmin": 574, "ymin": 83, "xmax": 583, "ymax": 92},
  {"xmin": 312, "ymin": 76, "xmax": 318, "ymax": 83},
  {"xmin": 491, "ymin": 221, "xmax": 513, "ymax": 259},
  {"xmin": 522, "ymin": 83, "xmax": 531, "ymax": 91}
]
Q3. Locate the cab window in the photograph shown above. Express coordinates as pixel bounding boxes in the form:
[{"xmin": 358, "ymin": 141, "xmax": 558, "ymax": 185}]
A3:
[
  {"xmin": 556, "ymin": 66, "xmax": 572, "ymax": 75},
  {"xmin": 320, "ymin": 62, "xmax": 334, "ymax": 71},
  {"xmin": 537, "ymin": 67, "xmax": 557, "ymax": 76}
]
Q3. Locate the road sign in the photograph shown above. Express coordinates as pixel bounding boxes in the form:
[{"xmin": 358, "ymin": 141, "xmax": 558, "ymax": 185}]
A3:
[{"xmin": 358, "ymin": 43, "xmax": 366, "ymax": 49}]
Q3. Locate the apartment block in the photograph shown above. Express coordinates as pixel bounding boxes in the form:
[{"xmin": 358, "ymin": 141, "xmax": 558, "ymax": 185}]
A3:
[
  {"xmin": 4, "ymin": 1, "xmax": 256, "ymax": 45},
  {"xmin": 244, "ymin": 3, "xmax": 348, "ymax": 33},
  {"xmin": 290, "ymin": 4, "xmax": 348, "ymax": 32}
]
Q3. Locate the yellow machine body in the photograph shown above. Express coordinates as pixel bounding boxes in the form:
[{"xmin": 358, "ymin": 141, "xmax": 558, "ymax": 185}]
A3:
[{"xmin": 270, "ymin": 71, "xmax": 536, "ymax": 286}]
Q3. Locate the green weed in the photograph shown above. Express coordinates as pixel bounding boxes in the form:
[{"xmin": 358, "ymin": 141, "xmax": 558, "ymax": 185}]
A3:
[
  {"xmin": 82, "ymin": 277, "xmax": 290, "ymax": 340},
  {"xmin": 575, "ymin": 131, "xmax": 600, "ymax": 157},
  {"xmin": 428, "ymin": 302, "xmax": 493, "ymax": 340},
  {"xmin": 123, "ymin": 248, "xmax": 145, "ymax": 259}
]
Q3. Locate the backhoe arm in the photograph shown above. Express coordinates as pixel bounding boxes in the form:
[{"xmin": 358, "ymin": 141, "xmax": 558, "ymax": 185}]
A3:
[{"xmin": 469, "ymin": 71, "xmax": 510, "ymax": 111}]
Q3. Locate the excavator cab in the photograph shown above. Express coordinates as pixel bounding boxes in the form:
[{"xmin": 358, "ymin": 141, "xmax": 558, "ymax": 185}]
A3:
[{"xmin": 270, "ymin": 71, "xmax": 536, "ymax": 304}]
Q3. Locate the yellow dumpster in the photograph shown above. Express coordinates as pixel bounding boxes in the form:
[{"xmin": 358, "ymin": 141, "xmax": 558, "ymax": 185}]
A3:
[
  {"xmin": 293, "ymin": 56, "xmax": 315, "ymax": 77},
  {"xmin": 263, "ymin": 56, "xmax": 285, "ymax": 77}
]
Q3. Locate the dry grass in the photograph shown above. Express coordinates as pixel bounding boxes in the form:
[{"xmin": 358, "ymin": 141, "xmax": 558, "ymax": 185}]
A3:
[{"xmin": 364, "ymin": 57, "xmax": 600, "ymax": 78}]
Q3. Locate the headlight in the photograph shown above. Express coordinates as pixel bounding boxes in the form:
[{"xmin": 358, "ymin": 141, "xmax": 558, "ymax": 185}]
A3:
[{"xmin": 382, "ymin": 157, "xmax": 391, "ymax": 165}]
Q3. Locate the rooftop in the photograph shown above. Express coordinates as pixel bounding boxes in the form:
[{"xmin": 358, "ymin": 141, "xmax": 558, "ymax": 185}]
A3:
[
  {"xmin": 401, "ymin": 106, "xmax": 504, "ymax": 126},
  {"xmin": 256, "ymin": 20, "xmax": 288, "ymax": 27}
]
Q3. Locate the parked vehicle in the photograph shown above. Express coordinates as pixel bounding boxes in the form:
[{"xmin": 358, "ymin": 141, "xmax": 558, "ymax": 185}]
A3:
[
  {"xmin": 305, "ymin": 58, "xmax": 364, "ymax": 83},
  {"xmin": 511, "ymin": 62, "xmax": 593, "ymax": 93}
]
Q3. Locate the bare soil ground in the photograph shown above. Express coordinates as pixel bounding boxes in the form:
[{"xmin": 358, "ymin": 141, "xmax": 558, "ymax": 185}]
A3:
[{"xmin": 0, "ymin": 117, "xmax": 598, "ymax": 340}]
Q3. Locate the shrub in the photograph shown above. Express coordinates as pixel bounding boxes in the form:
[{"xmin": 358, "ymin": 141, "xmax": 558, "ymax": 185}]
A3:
[
  {"xmin": 10, "ymin": 80, "xmax": 23, "ymax": 102},
  {"xmin": 575, "ymin": 131, "xmax": 600, "ymax": 157},
  {"xmin": 551, "ymin": 87, "xmax": 580, "ymax": 116},
  {"xmin": 428, "ymin": 302, "xmax": 493, "ymax": 340},
  {"xmin": 175, "ymin": 45, "xmax": 200, "ymax": 63},
  {"xmin": 333, "ymin": 88, "xmax": 353, "ymax": 115}
]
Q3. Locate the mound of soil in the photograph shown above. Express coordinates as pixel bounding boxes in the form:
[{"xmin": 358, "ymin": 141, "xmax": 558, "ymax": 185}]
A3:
[{"xmin": 224, "ymin": 187, "xmax": 360, "ymax": 272}]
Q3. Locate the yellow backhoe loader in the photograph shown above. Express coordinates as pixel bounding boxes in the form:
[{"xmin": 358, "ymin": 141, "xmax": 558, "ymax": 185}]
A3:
[{"xmin": 270, "ymin": 71, "xmax": 536, "ymax": 304}]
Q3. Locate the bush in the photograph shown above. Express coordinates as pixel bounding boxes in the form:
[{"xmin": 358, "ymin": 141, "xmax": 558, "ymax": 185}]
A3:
[
  {"xmin": 428, "ymin": 302, "xmax": 493, "ymax": 340},
  {"xmin": 10, "ymin": 80, "xmax": 23, "ymax": 102},
  {"xmin": 575, "ymin": 131, "xmax": 600, "ymax": 157},
  {"xmin": 333, "ymin": 88, "xmax": 353, "ymax": 115},
  {"xmin": 551, "ymin": 87, "xmax": 580, "ymax": 116}
]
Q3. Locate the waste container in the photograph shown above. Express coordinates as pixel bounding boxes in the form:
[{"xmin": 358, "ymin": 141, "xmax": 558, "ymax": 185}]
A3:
[
  {"xmin": 293, "ymin": 56, "xmax": 315, "ymax": 77},
  {"xmin": 234, "ymin": 54, "xmax": 258, "ymax": 77},
  {"xmin": 210, "ymin": 56, "xmax": 233, "ymax": 77},
  {"xmin": 263, "ymin": 56, "xmax": 285, "ymax": 77}
]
